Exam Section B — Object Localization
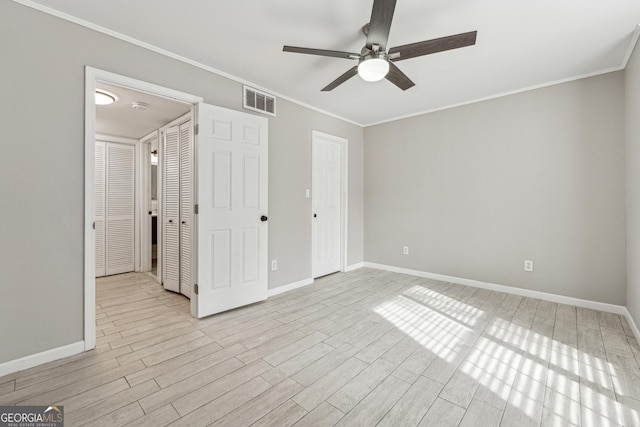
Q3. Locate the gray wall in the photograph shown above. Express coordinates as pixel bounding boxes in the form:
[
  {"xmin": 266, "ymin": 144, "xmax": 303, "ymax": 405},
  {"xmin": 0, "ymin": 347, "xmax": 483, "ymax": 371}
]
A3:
[
  {"xmin": 364, "ymin": 72, "xmax": 626, "ymax": 305},
  {"xmin": 0, "ymin": 1, "xmax": 363, "ymax": 364},
  {"xmin": 626, "ymin": 43, "xmax": 640, "ymax": 328}
]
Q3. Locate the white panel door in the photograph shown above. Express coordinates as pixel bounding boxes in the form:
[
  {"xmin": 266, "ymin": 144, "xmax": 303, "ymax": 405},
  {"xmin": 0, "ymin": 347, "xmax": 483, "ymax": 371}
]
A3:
[
  {"xmin": 312, "ymin": 133, "xmax": 343, "ymax": 278},
  {"xmin": 196, "ymin": 103, "xmax": 268, "ymax": 318},
  {"xmin": 163, "ymin": 126, "xmax": 180, "ymax": 292},
  {"xmin": 105, "ymin": 142, "xmax": 135, "ymax": 276},
  {"xmin": 95, "ymin": 141, "xmax": 106, "ymax": 277},
  {"xmin": 179, "ymin": 120, "xmax": 193, "ymax": 298}
]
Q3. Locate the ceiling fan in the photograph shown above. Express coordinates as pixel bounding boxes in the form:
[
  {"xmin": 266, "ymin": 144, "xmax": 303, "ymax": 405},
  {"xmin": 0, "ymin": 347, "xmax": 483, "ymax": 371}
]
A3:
[{"xmin": 283, "ymin": 0, "xmax": 477, "ymax": 91}]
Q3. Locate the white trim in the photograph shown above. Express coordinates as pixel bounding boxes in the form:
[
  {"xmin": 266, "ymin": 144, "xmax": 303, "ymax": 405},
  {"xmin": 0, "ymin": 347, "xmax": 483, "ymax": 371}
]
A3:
[
  {"xmin": 363, "ymin": 262, "xmax": 627, "ymax": 315},
  {"xmin": 267, "ymin": 278, "xmax": 315, "ymax": 298},
  {"xmin": 345, "ymin": 262, "xmax": 364, "ymax": 272},
  {"xmin": 95, "ymin": 134, "xmax": 139, "ymax": 145},
  {"xmin": 139, "ymin": 131, "xmax": 158, "ymax": 274},
  {"xmin": 622, "ymin": 25, "xmax": 640, "ymax": 69},
  {"xmin": 11, "ymin": 0, "xmax": 360, "ymax": 127},
  {"xmin": 14, "ymin": 0, "xmax": 638, "ymax": 129},
  {"xmin": 85, "ymin": 67, "xmax": 203, "ymax": 352},
  {"xmin": 13, "ymin": 0, "xmax": 640, "ymax": 129},
  {"xmin": 311, "ymin": 131, "xmax": 349, "ymax": 277},
  {"xmin": 160, "ymin": 112, "xmax": 193, "ymax": 131},
  {"xmin": 364, "ymin": 66, "xmax": 627, "ymax": 127},
  {"xmin": 0, "ymin": 341, "xmax": 85, "ymax": 377},
  {"xmin": 624, "ymin": 308, "xmax": 640, "ymax": 342},
  {"xmin": 84, "ymin": 70, "xmax": 97, "ymax": 351}
]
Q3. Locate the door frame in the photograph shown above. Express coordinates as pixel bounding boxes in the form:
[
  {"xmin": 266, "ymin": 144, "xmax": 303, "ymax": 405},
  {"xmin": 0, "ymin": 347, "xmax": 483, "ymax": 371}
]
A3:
[
  {"xmin": 139, "ymin": 130, "xmax": 160, "ymax": 274},
  {"xmin": 311, "ymin": 130, "xmax": 349, "ymax": 277},
  {"xmin": 84, "ymin": 67, "xmax": 202, "ymax": 351}
]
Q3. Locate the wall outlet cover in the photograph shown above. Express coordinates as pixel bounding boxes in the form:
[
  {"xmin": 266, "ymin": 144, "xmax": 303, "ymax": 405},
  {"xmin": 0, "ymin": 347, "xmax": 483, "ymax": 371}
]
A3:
[{"xmin": 524, "ymin": 260, "xmax": 534, "ymax": 272}]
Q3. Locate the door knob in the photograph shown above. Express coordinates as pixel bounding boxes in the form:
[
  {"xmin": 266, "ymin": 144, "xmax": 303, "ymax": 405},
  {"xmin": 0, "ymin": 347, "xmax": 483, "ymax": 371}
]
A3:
[
  {"xmin": 313, "ymin": 213, "xmax": 317, "ymax": 218},
  {"xmin": 261, "ymin": 215, "xmax": 268, "ymax": 222}
]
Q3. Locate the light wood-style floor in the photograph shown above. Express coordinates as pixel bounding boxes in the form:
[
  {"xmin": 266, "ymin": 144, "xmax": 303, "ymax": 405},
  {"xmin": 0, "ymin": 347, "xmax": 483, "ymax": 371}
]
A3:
[{"xmin": 1, "ymin": 269, "xmax": 640, "ymax": 426}]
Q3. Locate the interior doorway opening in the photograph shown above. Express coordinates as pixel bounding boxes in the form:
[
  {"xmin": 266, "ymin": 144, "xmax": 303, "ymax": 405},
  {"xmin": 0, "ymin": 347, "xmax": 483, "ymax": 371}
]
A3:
[
  {"xmin": 94, "ymin": 82, "xmax": 191, "ymax": 282},
  {"xmin": 85, "ymin": 67, "xmax": 203, "ymax": 351}
]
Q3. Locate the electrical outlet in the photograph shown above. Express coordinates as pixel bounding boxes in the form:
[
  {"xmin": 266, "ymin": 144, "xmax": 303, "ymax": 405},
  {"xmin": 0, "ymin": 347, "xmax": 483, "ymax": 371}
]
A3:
[
  {"xmin": 305, "ymin": 189, "xmax": 311, "ymax": 198},
  {"xmin": 402, "ymin": 246, "xmax": 409, "ymax": 255},
  {"xmin": 524, "ymin": 260, "xmax": 534, "ymax": 272},
  {"xmin": 271, "ymin": 260, "xmax": 278, "ymax": 271}
]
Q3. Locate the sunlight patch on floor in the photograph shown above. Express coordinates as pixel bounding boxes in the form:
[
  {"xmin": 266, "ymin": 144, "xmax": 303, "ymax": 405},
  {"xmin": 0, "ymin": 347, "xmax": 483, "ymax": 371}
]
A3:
[
  {"xmin": 374, "ymin": 293, "xmax": 474, "ymax": 363},
  {"xmin": 374, "ymin": 282, "xmax": 640, "ymax": 425}
]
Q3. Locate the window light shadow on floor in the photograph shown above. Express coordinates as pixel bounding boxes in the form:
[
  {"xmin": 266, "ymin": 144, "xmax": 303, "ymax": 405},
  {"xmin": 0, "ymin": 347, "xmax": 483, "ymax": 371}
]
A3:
[{"xmin": 373, "ymin": 279, "xmax": 640, "ymax": 426}]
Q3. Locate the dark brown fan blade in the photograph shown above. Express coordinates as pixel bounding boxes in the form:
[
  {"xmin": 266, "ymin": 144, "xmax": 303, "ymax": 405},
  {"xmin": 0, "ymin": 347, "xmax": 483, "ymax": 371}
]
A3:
[
  {"xmin": 366, "ymin": 0, "xmax": 397, "ymax": 51},
  {"xmin": 389, "ymin": 31, "xmax": 477, "ymax": 62},
  {"xmin": 386, "ymin": 62, "xmax": 414, "ymax": 91},
  {"xmin": 283, "ymin": 46, "xmax": 360, "ymax": 60},
  {"xmin": 321, "ymin": 66, "xmax": 359, "ymax": 91}
]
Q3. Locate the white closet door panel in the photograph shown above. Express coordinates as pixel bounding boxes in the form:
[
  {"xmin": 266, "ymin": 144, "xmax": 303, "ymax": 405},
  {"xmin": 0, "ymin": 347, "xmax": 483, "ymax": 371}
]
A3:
[
  {"xmin": 106, "ymin": 219, "xmax": 134, "ymax": 273},
  {"xmin": 179, "ymin": 121, "xmax": 192, "ymax": 298},
  {"xmin": 196, "ymin": 104, "xmax": 268, "ymax": 318},
  {"xmin": 164, "ymin": 127, "xmax": 180, "ymax": 220},
  {"xmin": 106, "ymin": 143, "xmax": 135, "ymax": 276},
  {"xmin": 95, "ymin": 141, "xmax": 106, "ymax": 277},
  {"xmin": 312, "ymin": 135, "xmax": 342, "ymax": 278},
  {"xmin": 180, "ymin": 221, "xmax": 191, "ymax": 297},
  {"xmin": 163, "ymin": 126, "xmax": 180, "ymax": 292},
  {"xmin": 164, "ymin": 223, "xmax": 180, "ymax": 289}
]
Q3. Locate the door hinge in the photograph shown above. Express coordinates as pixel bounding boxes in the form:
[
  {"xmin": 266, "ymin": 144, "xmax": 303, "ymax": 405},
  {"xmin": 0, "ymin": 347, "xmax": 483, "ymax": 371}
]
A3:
[
  {"xmin": 194, "ymin": 124, "xmax": 199, "ymax": 135},
  {"xmin": 194, "ymin": 284, "xmax": 199, "ymax": 294},
  {"xmin": 194, "ymin": 204, "xmax": 199, "ymax": 214}
]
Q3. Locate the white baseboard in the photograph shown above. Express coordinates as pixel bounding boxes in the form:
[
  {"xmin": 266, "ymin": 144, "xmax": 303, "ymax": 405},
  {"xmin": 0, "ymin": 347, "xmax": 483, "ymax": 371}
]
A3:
[
  {"xmin": 267, "ymin": 278, "xmax": 314, "ymax": 297},
  {"xmin": 345, "ymin": 262, "xmax": 364, "ymax": 272},
  {"xmin": 363, "ymin": 262, "xmax": 627, "ymax": 315},
  {"xmin": 624, "ymin": 308, "xmax": 640, "ymax": 342},
  {"xmin": 0, "ymin": 341, "xmax": 85, "ymax": 378}
]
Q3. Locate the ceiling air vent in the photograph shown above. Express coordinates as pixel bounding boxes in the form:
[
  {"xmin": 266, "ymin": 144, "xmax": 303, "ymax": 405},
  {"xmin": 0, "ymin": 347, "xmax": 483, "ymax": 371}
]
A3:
[{"xmin": 243, "ymin": 86, "xmax": 276, "ymax": 117}]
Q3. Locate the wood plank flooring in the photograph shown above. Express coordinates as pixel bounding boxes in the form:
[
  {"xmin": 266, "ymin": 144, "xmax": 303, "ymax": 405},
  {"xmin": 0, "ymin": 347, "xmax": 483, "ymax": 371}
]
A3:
[{"xmin": 2, "ymin": 268, "xmax": 640, "ymax": 426}]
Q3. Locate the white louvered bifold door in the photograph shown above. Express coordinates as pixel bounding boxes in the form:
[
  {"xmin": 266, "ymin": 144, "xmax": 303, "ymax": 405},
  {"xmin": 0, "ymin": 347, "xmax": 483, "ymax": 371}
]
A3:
[
  {"xmin": 95, "ymin": 141, "xmax": 106, "ymax": 277},
  {"xmin": 105, "ymin": 143, "xmax": 135, "ymax": 276},
  {"xmin": 179, "ymin": 121, "xmax": 193, "ymax": 298},
  {"xmin": 163, "ymin": 126, "xmax": 180, "ymax": 292}
]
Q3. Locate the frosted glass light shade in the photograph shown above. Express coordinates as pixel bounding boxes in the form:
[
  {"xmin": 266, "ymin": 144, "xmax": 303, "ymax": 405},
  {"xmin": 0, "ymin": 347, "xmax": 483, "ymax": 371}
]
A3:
[
  {"xmin": 358, "ymin": 58, "xmax": 389, "ymax": 82},
  {"xmin": 95, "ymin": 90, "xmax": 116, "ymax": 105}
]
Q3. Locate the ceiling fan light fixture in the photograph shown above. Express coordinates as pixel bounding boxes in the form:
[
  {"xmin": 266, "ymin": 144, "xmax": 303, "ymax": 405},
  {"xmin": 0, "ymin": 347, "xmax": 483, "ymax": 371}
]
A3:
[{"xmin": 358, "ymin": 56, "xmax": 389, "ymax": 82}]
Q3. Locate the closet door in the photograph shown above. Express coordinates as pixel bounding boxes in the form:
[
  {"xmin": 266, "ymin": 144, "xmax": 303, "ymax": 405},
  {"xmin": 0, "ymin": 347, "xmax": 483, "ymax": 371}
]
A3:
[
  {"xmin": 163, "ymin": 126, "xmax": 180, "ymax": 292},
  {"xmin": 179, "ymin": 121, "xmax": 193, "ymax": 298},
  {"xmin": 105, "ymin": 143, "xmax": 135, "ymax": 276},
  {"xmin": 95, "ymin": 141, "xmax": 106, "ymax": 277}
]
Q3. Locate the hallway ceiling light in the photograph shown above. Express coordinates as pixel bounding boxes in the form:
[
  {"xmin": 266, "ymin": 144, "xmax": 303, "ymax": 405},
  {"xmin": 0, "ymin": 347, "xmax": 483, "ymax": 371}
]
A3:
[{"xmin": 95, "ymin": 90, "xmax": 116, "ymax": 105}]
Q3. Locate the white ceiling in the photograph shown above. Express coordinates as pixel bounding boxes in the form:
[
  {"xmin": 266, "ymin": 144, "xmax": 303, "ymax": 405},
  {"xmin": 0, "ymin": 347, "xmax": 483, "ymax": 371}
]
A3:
[
  {"xmin": 25, "ymin": 0, "xmax": 640, "ymax": 126},
  {"xmin": 96, "ymin": 82, "xmax": 191, "ymax": 139}
]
